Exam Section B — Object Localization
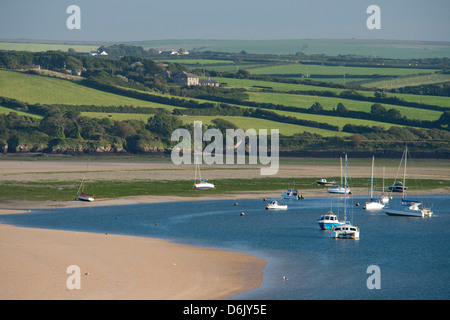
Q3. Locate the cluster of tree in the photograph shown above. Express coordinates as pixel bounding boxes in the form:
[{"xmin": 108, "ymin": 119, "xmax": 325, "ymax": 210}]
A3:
[
  {"xmin": 389, "ymin": 83, "xmax": 450, "ymax": 97},
  {"xmin": 1, "ymin": 104, "xmax": 449, "ymax": 155},
  {"xmin": 0, "ymin": 110, "xmax": 170, "ymax": 154}
]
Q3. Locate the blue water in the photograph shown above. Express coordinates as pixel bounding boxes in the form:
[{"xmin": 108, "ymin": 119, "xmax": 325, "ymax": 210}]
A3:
[{"xmin": 1, "ymin": 195, "xmax": 449, "ymax": 300}]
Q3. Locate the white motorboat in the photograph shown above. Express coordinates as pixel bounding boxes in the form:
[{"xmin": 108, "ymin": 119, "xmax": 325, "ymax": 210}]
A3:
[
  {"xmin": 266, "ymin": 200, "xmax": 288, "ymax": 210},
  {"xmin": 364, "ymin": 156, "xmax": 385, "ymax": 210},
  {"xmin": 316, "ymin": 178, "xmax": 335, "ymax": 186},
  {"xmin": 330, "ymin": 153, "xmax": 360, "ymax": 240},
  {"xmin": 281, "ymin": 189, "xmax": 304, "ymax": 200},
  {"xmin": 384, "ymin": 147, "xmax": 433, "ymax": 218},
  {"xmin": 330, "ymin": 222, "xmax": 360, "ymax": 240}
]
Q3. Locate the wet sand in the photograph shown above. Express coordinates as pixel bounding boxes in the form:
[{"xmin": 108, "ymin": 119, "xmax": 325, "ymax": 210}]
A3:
[{"xmin": 0, "ymin": 223, "xmax": 265, "ymax": 300}]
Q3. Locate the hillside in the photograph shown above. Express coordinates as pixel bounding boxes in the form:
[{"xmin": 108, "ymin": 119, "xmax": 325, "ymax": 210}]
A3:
[{"xmin": 0, "ymin": 47, "xmax": 449, "ymax": 156}]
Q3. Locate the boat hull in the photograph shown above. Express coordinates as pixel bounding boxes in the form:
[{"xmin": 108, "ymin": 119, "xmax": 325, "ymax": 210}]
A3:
[
  {"xmin": 195, "ymin": 182, "xmax": 215, "ymax": 189},
  {"xmin": 318, "ymin": 222, "xmax": 340, "ymax": 230},
  {"xmin": 364, "ymin": 201, "xmax": 385, "ymax": 210},
  {"xmin": 384, "ymin": 208, "xmax": 432, "ymax": 218},
  {"xmin": 327, "ymin": 186, "xmax": 351, "ymax": 194},
  {"xmin": 331, "ymin": 230, "xmax": 360, "ymax": 239},
  {"xmin": 78, "ymin": 195, "xmax": 94, "ymax": 202},
  {"xmin": 266, "ymin": 200, "xmax": 288, "ymax": 210},
  {"xmin": 330, "ymin": 223, "xmax": 360, "ymax": 239},
  {"xmin": 266, "ymin": 205, "xmax": 288, "ymax": 210}
]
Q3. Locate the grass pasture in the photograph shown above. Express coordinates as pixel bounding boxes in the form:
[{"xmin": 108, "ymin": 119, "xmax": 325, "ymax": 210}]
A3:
[
  {"xmin": 0, "ymin": 42, "xmax": 97, "ymax": 53},
  {"xmin": 361, "ymin": 73, "xmax": 450, "ymax": 89},
  {"xmin": 0, "ymin": 70, "xmax": 175, "ymax": 109},
  {"xmin": 247, "ymin": 91, "xmax": 443, "ymax": 121}
]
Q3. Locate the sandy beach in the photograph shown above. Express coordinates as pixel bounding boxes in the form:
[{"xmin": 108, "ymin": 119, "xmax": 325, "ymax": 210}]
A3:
[
  {"xmin": 0, "ymin": 158, "xmax": 448, "ymax": 300},
  {"xmin": 0, "ymin": 223, "xmax": 265, "ymax": 300}
]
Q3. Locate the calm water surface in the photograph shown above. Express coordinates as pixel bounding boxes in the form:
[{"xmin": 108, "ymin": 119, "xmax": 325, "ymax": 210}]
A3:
[{"xmin": 1, "ymin": 195, "xmax": 449, "ymax": 300}]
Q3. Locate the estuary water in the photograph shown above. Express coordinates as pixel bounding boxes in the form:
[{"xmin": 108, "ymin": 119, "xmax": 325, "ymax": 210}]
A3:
[{"xmin": 1, "ymin": 195, "xmax": 449, "ymax": 300}]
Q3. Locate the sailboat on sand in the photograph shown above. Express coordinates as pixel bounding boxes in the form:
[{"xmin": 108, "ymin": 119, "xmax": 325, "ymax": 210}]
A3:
[
  {"xmin": 193, "ymin": 160, "xmax": 215, "ymax": 190},
  {"xmin": 77, "ymin": 161, "xmax": 94, "ymax": 202}
]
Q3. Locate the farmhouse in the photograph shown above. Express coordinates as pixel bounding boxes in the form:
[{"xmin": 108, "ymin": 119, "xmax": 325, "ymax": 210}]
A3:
[
  {"xmin": 199, "ymin": 78, "xmax": 219, "ymax": 87},
  {"xmin": 169, "ymin": 71, "xmax": 220, "ymax": 87},
  {"xmin": 173, "ymin": 71, "xmax": 199, "ymax": 86}
]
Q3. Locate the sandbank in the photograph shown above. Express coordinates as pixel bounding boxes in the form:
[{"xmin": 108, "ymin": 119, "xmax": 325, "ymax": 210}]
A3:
[{"xmin": 0, "ymin": 223, "xmax": 265, "ymax": 300}]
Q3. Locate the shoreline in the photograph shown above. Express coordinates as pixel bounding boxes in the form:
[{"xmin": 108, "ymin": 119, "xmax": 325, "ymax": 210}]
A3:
[{"xmin": 1, "ymin": 186, "xmax": 448, "ymax": 211}]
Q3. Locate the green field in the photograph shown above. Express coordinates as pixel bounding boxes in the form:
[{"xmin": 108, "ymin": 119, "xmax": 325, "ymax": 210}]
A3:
[
  {"xmin": 362, "ymin": 73, "xmax": 450, "ymax": 89},
  {"xmin": 0, "ymin": 68, "xmax": 447, "ymax": 138},
  {"xmin": 1, "ymin": 176, "xmax": 447, "ymax": 202},
  {"xmin": 214, "ymin": 76, "xmax": 450, "ymax": 109},
  {"xmin": 250, "ymin": 63, "xmax": 440, "ymax": 77},
  {"xmin": 0, "ymin": 42, "xmax": 98, "ymax": 53},
  {"xmin": 0, "ymin": 70, "xmax": 175, "ymax": 109},
  {"xmin": 247, "ymin": 91, "xmax": 442, "ymax": 121},
  {"xmin": 133, "ymin": 39, "xmax": 450, "ymax": 59}
]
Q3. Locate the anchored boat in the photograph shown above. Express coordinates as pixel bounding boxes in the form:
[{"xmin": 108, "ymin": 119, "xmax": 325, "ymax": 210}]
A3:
[
  {"xmin": 384, "ymin": 147, "xmax": 433, "ymax": 218},
  {"xmin": 318, "ymin": 211, "xmax": 340, "ymax": 230},
  {"xmin": 266, "ymin": 200, "xmax": 288, "ymax": 210},
  {"xmin": 330, "ymin": 153, "xmax": 360, "ymax": 240},
  {"xmin": 364, "ymin": 156, "xmax": 385, "ymax": 210}
]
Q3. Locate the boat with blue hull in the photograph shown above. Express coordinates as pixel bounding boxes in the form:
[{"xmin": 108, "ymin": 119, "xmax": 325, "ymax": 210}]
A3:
[{"xmin": 318, "ymin": 211, "xmax": 340, "ymax": 230}]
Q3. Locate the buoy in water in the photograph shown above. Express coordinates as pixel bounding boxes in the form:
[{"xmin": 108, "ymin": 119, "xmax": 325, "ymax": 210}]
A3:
[
  {"xmin": 263, "ymin": 198, "xmax": 267, "ymax": 201},
  {"xmin": 240, "ymin": 212, "xmax": 245, "ymax": 216},
  {"xmin": 356, "ymin": 203, "xmax": 360, "ymax": 206},
  {"xmin": 234, "ymin": 202, "xmax": 238, "ymax": 206}
]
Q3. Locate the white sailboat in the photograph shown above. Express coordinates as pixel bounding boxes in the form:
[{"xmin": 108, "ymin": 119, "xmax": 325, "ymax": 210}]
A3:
[
  {"xmin": 193, "ymin": 160, "xmax": 215, "ymax": 190},
  {"xmin": 328, "ymin": 156, "xmax": 351, "ymax": 194},
  {"xmin": 364, "ymin": 156, "xmax": 385, "ymax": 210},
  {"xmin": 330, "ymin": 153, "xmax": 360, "ymax": 240},
  {"xmin": 384, "ymin": 147, "xmax": 433, "ymax": 218},
  {"xmin": 380, "ymin": 166, "xmax": 390, "ymax": 205},
  {"xmin": 77, "ymin": 161, "xmax": 94, "ymax": 202}
]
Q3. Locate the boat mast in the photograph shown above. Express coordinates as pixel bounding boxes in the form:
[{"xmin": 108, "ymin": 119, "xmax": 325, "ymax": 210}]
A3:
[
  {"xmin": 370, "ymin": 155, "xmax": 374, "ymax": 200},
  {"xmin": 344, "ymin": 153, "xmax": 348, "ymax": 222},
  {"xmin": 402, "ymin": 147, "xmax": 407, "ymax": 201}
]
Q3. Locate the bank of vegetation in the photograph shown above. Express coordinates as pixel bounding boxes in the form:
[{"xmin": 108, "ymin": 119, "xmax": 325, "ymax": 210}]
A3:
[{"xmin": 0, "ymin": 46, "xmax": 449, "ymax": 156}]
